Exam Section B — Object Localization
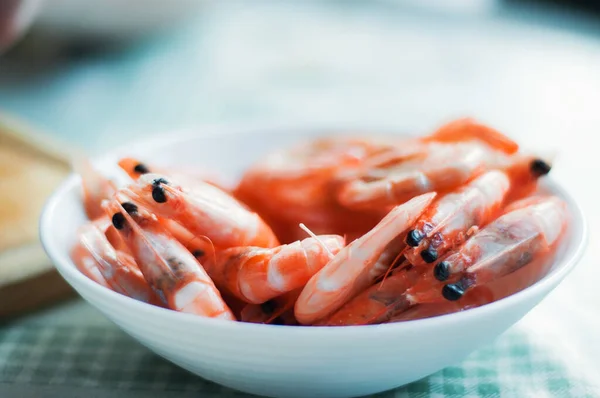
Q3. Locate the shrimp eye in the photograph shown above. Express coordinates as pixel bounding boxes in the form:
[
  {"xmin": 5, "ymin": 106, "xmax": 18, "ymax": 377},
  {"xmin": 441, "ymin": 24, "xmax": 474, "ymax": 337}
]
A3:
[
  {"xmin": 152, "ymin": 186, "xmax": 167, "ymax": 203},
  {"xmin": 260, "ymin": 300, "xmax": 277, "ymax": 315},
  {"xmin": 406, "ymin": 230, "xmax": 423, "ymax": 247},
  {"xmin": 420, "ymin": 248, "xmax": 438, "ymax": 263},
  {"xmin": 530, "ymin": 159, "xmax": 551, "ymax": 176},
  {"xmin": 121, "ymin": 202, "xmax": 138, "ymax": 214},
  {"xmin": 133, "ymin": 163, "xmax": 149, "ymax": 174},
  {"xmin": 112, "ymin": 212, "xmax": 126, "ymax": 230},
  {"xmin": 192, "ymin": 250, "xmax": 205, "ymax": 258},
  {"xmin": 442, "ymin": 283, "xmax": 464, "ymax": 301},
  {"xmin": 434, "ymin": 261, "xmax": 451, "ymax": 281}
]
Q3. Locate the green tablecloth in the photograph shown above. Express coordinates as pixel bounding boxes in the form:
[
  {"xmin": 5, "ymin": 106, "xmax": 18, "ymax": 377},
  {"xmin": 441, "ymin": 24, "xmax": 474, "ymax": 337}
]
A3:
[
  {"xmin": 1, "ymin": 304, "xmax": 597, "ymax": 398},
  {"xmin": 1, "ymin": 1, "xmax": 599, "ymax": 397}
]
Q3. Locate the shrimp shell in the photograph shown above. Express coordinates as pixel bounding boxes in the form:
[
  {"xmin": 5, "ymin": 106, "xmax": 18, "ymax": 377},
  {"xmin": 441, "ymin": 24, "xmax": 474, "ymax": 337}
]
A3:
[{"xmin": 205, "ymin": 235, "xmax": 345, "ymax": 304}]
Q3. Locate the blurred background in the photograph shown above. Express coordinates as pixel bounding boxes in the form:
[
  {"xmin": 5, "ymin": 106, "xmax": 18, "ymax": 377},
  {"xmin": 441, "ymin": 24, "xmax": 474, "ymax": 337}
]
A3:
[
  {"xmin": 1, "ymin": 0, "xmax": 600, "ymax": 396},
  {"xmin": 1, "ymin": 0, "xmax": 600, "ymax": 152}
]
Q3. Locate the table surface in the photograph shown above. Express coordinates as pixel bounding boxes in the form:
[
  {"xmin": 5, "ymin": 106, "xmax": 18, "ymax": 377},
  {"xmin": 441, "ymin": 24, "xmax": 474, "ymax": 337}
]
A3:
[{"xmin": 1, "ymin": 1, "xmax": 600, "ymax": 397}]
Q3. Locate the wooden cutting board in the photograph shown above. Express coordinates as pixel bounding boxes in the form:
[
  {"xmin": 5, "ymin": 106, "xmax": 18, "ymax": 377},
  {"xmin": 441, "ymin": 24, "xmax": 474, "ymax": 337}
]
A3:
[{"xmin": 0, "ymin": 113, "xmax": 78, "ymax": 320}]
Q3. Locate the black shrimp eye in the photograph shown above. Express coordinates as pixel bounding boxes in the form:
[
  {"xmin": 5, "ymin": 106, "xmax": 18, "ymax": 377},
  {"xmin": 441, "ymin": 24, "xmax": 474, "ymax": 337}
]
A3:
[
  {"xmin": 434, "ymin": 261, "xmax": 451, "ymax": 281},
  {"xmin": 112, "ymin": 212, "xmax": 126, "ymax": 230},
  {"xmin": 530, "ymin": 159, "xmax": 551, "ymax": 176},
  {"xmin": 442, "ymin": 284, "xmax": 465, "ymax": 301},
  {"xmin": 260, "ymin": 300, "xmax": 277, "ymax": 315},
  {"xmin": 152, "ymin": 185, "xmax": 167, "ymax": 203},
  {"xmin": 420, "ymin": 248, "xmax": 438, "ymax": 263},
  {"xmin": 406, "ymin": 230, "xmax": 423, "ymax": 247},
  {"xmin": 133, "ymin": 163, "xmax": 150, "ymax": 174},
  {"xmin": 121, "ymin": 202, "xmax": 138, "ymax": 214},
  {"xmin": 192, "ymin": 250, "xmax": 205, "ymax": 258}
]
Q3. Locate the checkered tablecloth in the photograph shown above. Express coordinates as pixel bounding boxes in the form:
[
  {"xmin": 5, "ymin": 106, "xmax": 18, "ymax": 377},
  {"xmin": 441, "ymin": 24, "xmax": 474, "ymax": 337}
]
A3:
[
  {"xmin": 1, "ymin": 1, "xmax": 600, "ymax": 397},
  {"xmin": 0, "ymin": 316, "xmax": 597, "ymax": 398}
]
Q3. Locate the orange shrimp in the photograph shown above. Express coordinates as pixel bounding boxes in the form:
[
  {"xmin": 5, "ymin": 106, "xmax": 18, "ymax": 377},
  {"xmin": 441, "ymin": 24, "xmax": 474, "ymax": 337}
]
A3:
[
  {"xmin": 431, "ymin": 195, "xmax": 569, "ymax": 301},
  {"xmin": 117, "ymin": 157, "xmax": 230, "ymax": 192},
  {"xmin": 405, "ymin": 156, "xmax": 551, "ymax": 267},
  {"xmin": 204, "ymin": 235, "xmax": 344, "ymax": 304},
  {"xmin": 391, "ymin": 232, "xmax": 563, "ymax": 323},
  {"xmin": 294, "ymin": 192, "xmax": 437, "ymax": 325},
  {"xmin": 73, "ymin": 158, "xmax": 117, "ymax": 220},
  {"xmin": 75, "ymin": 216, "xmax": 162, "ymax": 305},
  {"xmin": 321, "ymin": 194, "xmax": 568, "ymax": 325},
  {"xmin": 234, "ymin": 136, "xmax": 391, "ymax": 244},
  {"xmin": 104, "ymin": 194, "xmax": 235, "ymax": 320},
  {"xmin": 336, "ymin": 140, "xmax": 512, "ymax": 210},
  {"xmin": 124, "ymin": 173, "xmax": 279, "ymax": 249}
]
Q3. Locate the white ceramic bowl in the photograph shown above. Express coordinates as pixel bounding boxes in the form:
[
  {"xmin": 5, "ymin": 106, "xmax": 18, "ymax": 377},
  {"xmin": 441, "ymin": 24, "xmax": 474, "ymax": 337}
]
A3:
[{"xmin": 40, "ymin": 125, "xmax": 588, "ymax": 398}]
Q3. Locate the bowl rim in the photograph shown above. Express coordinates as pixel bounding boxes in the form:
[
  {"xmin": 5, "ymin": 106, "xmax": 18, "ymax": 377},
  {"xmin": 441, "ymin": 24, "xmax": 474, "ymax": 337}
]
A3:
[{"xmin": 39, "ymin": 123, "xmax": 589, "ymax": 336}]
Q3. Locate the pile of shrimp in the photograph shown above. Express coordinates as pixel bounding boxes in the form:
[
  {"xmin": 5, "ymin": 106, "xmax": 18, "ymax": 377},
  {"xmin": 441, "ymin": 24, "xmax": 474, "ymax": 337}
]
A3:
[{"xmin": 70, "ymin": 118, "xmax": 570, "ymax": 326}]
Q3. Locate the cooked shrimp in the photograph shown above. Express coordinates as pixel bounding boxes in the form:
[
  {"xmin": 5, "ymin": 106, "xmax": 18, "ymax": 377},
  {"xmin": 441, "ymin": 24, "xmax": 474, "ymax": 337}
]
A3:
[
  {"xmin": 294, "ymin": 192, "xmax": 437, "ymax": 325},
  {"xmin": 73, "ymin": 158, "xmax": 117, "ymax": 220},
  {"xmin": 405, "ymin": 155, "xmax": 551, "ymax": 267},
  {"xmin": 234, "ymin": 137, "xmax": 390, "ymax": 243},
  {"xmin": 104, "ymin": 194, "xmax": 235, "ymax": 320},
  {"xmin": 75, "ymin": 216, "xmax": 162, "ymax": 305},
  {"xmin": 391, "ymin": 235, "xmax": 563, "ymax": 323},
  {"xmin": 237, "ymin": 136, "xmax": 389, "ymax": 183},
  {"xmin": 325, "ymin": 193, "xmax": 567, "ymax": 325},
  {"xmin": 205, "ymin": 235, "xmax": 344, "ymax": 304},
  {"xmin": 432, "ymin": 195, "xmax": 569, "ymax": 301},
  {"xmin": 336, "ymin": 141, "xmax": 512, "ymax": 210},
  {"xmin": 124, "ymin": 173, "xmax": 279, "ymax": 249}
]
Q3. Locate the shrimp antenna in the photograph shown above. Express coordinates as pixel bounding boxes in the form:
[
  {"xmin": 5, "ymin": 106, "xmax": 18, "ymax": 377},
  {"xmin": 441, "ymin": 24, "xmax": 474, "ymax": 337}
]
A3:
[
  {"xmin": 299, "ymin": 223, "xmax": 335, "ymax": 259},
  {"xmin": 378, "ymin": 253, "xmax": 409, "ymax": 289},
  {"xmin": 186, "ymin": 234, "xmax": 217, "ymax": 264}
]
